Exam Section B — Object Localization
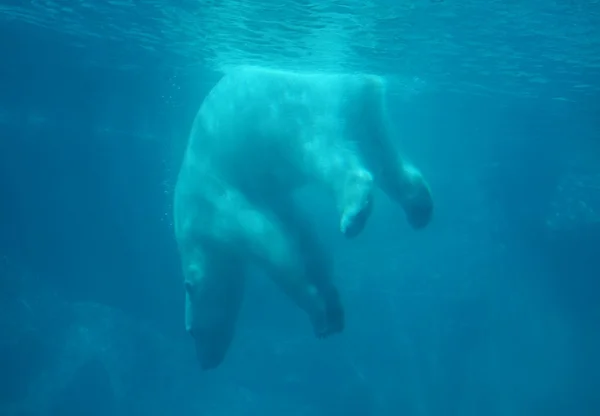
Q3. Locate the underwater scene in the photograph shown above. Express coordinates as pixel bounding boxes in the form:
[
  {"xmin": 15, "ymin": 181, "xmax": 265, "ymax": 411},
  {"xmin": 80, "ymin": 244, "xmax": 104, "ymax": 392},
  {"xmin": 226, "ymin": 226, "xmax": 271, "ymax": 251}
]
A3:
[{"xmin": 1, "ymin": 0, "xmax": 599, "ymax": 415}]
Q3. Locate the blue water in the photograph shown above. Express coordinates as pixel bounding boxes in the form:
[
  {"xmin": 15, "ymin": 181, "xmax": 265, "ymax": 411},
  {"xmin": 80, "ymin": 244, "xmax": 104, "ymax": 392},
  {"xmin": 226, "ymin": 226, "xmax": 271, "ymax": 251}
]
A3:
[{"xmin": 1, "ymin": 1, "xmax": 599, "ymax": 415}]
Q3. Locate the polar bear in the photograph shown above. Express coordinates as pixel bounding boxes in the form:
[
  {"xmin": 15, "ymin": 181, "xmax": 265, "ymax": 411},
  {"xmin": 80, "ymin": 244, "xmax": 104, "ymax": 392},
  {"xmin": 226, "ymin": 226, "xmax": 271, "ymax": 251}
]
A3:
[{"xmin": 173, "ymin": 66, "xmax": 433, "ymax": 369}]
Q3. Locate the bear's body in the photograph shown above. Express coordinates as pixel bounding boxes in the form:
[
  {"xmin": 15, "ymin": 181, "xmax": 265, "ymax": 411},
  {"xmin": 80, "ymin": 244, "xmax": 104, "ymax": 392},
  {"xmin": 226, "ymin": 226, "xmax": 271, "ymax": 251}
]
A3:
[{"xmin": 174, "ymin": 66, "xmax": 433, "ymax": 369}]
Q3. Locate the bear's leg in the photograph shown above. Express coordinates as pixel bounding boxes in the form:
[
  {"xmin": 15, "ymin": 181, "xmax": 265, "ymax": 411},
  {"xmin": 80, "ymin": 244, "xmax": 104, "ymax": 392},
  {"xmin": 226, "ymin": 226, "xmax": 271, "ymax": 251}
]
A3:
[
  {"xmin": 304, "ymin": 139, "xmax": 375, "ymax": 238},
  {"xmin": 369, "ymin": 137, "xmax": 433, "ymax": 229},
  {"xmin": 180, "ymin": 242, "xmax": 246, "ymax": 370},
  {"xmin": 227, "ymin": 190, "xmax": 342, "ymax": 338},
  {"xmin": 269, "ymin": 196, "xmax": 344, "ymax": 338},
  {"xmin": 382, "ymin": 158, "xmax": 433, "ymax": 229}
]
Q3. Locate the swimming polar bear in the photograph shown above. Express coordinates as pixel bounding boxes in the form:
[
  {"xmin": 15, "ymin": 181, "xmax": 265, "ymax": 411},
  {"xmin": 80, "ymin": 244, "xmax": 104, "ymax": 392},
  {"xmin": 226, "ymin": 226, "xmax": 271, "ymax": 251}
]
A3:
[{"xmin": 173, "ymin": 66, "xmax": 433, "ymax": 369}]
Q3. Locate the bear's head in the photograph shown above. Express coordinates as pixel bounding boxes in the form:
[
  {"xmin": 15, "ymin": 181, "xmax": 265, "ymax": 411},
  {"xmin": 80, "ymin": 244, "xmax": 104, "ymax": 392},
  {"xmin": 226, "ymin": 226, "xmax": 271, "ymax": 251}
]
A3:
[{"xmin": 184, "ymin": 260, "xmax": 243, "ymax": 370}]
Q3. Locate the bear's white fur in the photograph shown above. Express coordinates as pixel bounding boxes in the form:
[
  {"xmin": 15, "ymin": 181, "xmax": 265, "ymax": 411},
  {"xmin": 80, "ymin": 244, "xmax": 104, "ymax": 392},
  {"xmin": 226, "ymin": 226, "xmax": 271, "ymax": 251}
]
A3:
[{"xmin": 173, "ymin": 66, "xmax": 433, "ymax": 369}]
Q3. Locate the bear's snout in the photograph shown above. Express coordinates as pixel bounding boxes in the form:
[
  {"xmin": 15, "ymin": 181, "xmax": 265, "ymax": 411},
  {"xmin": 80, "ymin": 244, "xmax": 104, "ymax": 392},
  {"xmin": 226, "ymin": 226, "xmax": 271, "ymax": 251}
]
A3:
[{"xmin": 190, "ymin": 326, "xmax": 231, "ymax": 370}]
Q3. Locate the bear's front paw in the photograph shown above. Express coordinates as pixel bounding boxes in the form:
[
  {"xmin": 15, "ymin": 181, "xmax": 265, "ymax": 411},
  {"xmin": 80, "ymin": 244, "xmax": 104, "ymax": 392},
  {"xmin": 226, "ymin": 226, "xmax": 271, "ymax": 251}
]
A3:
[
  {"xmin": 340, "ymin": 170, "xmax": 374, "ymax": 238},
  {"xmin": 310, "ymin": 285, "xmax": 344, "ymax": 338},
  {"xmin": 311, "ymin": 310, "xmax": 344, "ymax": 339}
]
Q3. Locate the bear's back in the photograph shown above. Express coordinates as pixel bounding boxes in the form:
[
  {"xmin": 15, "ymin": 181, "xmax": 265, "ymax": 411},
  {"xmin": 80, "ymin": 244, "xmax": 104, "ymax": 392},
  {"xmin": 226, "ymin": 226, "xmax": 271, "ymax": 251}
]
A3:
[{"xmin": 184, "ymin": 67, "xmax": 388, "ymax": 194}]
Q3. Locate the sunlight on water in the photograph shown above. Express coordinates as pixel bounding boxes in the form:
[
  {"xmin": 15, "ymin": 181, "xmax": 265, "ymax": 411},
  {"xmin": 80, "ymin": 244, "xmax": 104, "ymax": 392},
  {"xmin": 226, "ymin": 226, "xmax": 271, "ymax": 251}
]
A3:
[{"xmin": 0, "ymin": 0, "xmax": 599, "ymax": 99}]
